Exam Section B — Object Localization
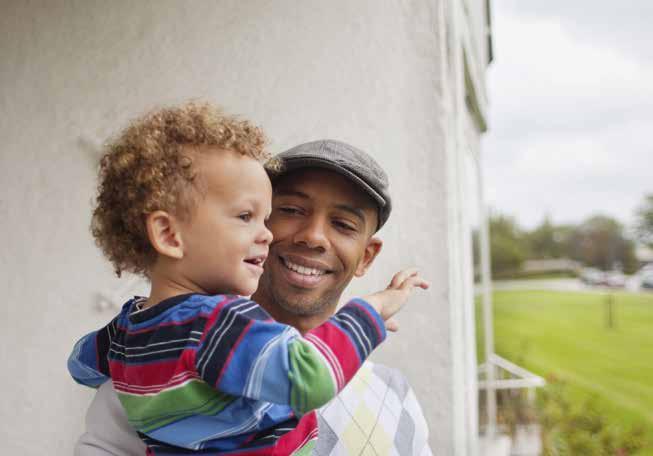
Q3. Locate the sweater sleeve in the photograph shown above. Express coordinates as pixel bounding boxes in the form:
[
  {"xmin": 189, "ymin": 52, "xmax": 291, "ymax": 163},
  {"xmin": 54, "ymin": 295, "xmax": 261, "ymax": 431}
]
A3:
[
  {"xmin": 68, "ymin": 318, "xmax": 117, "ymax": 388},
  {"xmin": 196, "ymin": 296, "xmax": 386, "ymax": 415}
]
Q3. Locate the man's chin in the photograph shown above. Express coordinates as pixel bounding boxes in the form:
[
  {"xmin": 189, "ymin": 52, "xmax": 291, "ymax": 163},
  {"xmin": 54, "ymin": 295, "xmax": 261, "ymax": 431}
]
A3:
[
  {"xmin": 255, "ymin": 268, "xmax": 342, "ymax": 318},
  {"xmin": 268, "ymin": 280, "xmax": 341, "ymax": 316},
  {"xmin": 276, "ymin": 299, "xmax": 332, "ymax": 317}
]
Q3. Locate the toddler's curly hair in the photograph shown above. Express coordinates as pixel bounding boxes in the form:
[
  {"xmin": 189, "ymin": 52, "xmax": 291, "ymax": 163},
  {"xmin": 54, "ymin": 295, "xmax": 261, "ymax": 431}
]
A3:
[{"xmin": 92, "ymin": 101, "xmax": 274, "ymax": 277}]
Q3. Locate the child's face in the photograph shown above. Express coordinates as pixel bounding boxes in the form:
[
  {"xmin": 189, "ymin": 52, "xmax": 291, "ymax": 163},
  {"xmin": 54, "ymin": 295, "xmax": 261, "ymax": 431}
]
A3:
[{"xmin": 177, "ymin": 148, "xmax": 273, "ymax": 296}]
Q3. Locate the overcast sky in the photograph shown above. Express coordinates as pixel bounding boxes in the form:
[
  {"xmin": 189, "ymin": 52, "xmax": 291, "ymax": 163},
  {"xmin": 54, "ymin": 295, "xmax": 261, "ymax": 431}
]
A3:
[{"xmin": 483, "ymin": 0, "xmax": 653, "ymax": 231}]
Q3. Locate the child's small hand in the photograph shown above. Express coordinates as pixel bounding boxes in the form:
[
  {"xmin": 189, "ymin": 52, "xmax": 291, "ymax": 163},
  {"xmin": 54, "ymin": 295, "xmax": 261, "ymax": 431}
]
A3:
[{"xmin": 364, "ymin": 268, "xmax": 430, "ymax": 332}]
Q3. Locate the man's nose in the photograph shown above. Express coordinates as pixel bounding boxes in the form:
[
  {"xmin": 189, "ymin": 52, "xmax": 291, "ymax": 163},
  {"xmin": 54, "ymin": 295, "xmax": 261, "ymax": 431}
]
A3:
[{"xmin": 293, "ymin": 216, "xmax": 329, "ymax": 251}]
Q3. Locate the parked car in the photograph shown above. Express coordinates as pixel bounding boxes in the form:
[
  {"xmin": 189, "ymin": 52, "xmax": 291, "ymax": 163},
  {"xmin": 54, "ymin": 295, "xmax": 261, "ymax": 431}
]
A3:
[
  {"xmin": 580, "ymin": 268, "xmax": 605, "ymax": 286},
  {"xmin": 604, "ymin": 271, "xmax": 626, "ymax": 288},
  {"xmin": 641, "ymin": 271, "xmax": 653, "ymax": 289},
  {"xmin": 639, "ymin": 263, "xmax": 653, "ymax": 275}
]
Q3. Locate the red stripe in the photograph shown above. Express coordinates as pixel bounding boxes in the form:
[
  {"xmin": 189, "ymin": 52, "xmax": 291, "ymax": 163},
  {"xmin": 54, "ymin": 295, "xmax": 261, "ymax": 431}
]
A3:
[
  {"xmin": 272, "ymin": 412, "xmax": 318, "ymax": 456},
  {"xmin": 109, "ymin": 357, "xmax": 197, "ymax": 389},
  {"xmin": 218, "ymin": 412, "xmax": 318, "ymax": 455},
  {"xmin": 307, "ymin": 321, "xmax": 361, "ymax": 383},
  {"xmin": 304, "ymin": 334, "xmax": 343, "ymax": 389}
]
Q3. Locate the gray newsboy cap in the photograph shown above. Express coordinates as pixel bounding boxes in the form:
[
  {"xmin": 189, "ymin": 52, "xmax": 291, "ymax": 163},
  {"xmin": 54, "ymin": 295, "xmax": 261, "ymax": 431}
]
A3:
[{"xmin": 270, "ymin": 139, "xmax": 391, "ymax": 231}]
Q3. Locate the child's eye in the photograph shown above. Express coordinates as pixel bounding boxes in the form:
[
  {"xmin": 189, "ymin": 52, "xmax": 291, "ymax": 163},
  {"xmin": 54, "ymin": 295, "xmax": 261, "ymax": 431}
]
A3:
[{"xmin": 239, "ymin": 212, "xmax": 252, "ymax": 222}]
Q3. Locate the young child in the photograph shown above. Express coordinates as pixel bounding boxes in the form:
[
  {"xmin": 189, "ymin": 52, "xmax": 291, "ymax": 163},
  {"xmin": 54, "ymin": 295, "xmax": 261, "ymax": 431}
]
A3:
[{"xmin": 68, "ymin": 102, "xmax": 428, "ymax": 455}]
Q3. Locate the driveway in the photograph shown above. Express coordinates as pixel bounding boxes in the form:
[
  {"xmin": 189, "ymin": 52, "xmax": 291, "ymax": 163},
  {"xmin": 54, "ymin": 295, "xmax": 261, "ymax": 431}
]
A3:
[{"xmin": 486, "ymin": 277, "xmax": 650, "ymax": 293}]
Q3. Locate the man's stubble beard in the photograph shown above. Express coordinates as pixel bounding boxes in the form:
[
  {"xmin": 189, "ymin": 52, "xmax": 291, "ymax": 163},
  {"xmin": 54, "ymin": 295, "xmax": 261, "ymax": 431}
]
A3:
[{"xmin": 257, "ymin": 270, "xmax": 345, "ymax": 317}]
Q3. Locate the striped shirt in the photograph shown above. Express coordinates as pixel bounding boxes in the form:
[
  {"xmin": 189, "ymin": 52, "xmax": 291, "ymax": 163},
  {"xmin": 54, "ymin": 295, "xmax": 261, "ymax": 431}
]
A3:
[
  {"xmin": 68, "ymin": 293, "xmax": 386, "ymax": 455},
  {"xmin": 74, "ymin": 362, "xmax": 434, "ymax": 456}
]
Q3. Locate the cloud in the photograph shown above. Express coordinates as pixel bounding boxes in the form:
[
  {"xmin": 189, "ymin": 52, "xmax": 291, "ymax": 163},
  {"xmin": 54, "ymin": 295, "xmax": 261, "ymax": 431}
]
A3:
[
  {"xmin": 489, "ymin": 13, "xmax": 653, "ymax": 142},
  {"xmin": 494, "ymin": 0, "xmax": 653, "ymax": 62},
  {"xmin": 483, "ymin": 3, "xmax": 653, "ymax": 230}
]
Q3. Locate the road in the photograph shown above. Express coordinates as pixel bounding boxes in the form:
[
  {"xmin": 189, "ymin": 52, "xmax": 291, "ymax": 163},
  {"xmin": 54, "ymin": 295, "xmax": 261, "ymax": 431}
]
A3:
[{"xmin": 484, "ymin": 277, "xmax": 651, "ymax": 293}]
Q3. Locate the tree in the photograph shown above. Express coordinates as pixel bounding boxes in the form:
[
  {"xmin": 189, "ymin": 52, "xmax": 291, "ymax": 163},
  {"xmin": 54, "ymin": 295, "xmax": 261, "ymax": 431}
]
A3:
[
  {"xmin": 525, "ymin": 216, "xmax": 573, "ymax": 259},
  {"xmin": 568, "ymin": 215, "xmax": 637, "ymax": 273},
  {"xmin": 489, "ymin": 213, "xmax": 529, "ymax": 277},
  {"xmin": 635, "ymin": 194, "xmax": 653, "ymax": 248}
]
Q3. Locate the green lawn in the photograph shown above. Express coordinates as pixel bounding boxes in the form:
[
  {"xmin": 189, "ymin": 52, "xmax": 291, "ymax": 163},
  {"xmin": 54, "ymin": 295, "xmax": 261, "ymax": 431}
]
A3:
[{"xmin": 477, "ymin": 289, "xmax": 653, "ymax": 453}]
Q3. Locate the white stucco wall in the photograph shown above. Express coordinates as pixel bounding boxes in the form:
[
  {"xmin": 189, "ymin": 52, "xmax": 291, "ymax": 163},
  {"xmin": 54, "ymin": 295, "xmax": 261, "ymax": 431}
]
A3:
[{"xmin": 0, "ymin": 1, "xmax": 487, "ymax": 453}]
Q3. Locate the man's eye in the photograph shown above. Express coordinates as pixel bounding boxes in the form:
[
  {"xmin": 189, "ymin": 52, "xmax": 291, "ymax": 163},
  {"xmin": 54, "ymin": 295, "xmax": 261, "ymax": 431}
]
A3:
[
  {"xmin": 278, "ymin": 206, "xmax": 301, "ymax": 215},
  {"xmin": 334, "ymin": 220, "xmax": 356, "ymax": 232},
  {"xmin": 239, "ymin": 212, "xmax": 252, "ymax": 222}
]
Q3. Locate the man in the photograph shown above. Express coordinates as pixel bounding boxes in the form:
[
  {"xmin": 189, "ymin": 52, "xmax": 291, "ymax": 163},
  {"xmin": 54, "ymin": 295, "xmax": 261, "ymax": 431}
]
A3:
[{"xmin": 75, "ymin": 140, "xmax": 432, "ymax": 455}]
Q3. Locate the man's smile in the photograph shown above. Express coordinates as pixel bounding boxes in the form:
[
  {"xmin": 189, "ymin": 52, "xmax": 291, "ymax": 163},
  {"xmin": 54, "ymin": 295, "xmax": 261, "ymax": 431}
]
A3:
[{"xmin": 278, "ymin": 254, "xmax": 334, "ymax": 288}]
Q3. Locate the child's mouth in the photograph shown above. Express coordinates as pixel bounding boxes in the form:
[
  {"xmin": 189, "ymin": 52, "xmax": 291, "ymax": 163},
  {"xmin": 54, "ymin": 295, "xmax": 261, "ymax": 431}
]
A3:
[{"xmin": 244, "ymin": 254, "xmax": 267, "ymax": 268}]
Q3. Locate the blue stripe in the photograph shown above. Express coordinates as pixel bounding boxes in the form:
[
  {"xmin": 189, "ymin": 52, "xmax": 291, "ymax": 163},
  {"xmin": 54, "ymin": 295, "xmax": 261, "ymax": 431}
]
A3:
[
  {"xmin": 145, "ymin": 398, "xmax": 293, "ymax": 451},
  {"xmin": 350, "ymin": 298, "xmax": 387, "ymax": 342},
  {"xmin": 68, "ymin": 331, "xmax": 108, "ymax": 387},
  {"xmin": 127, "ymin": 295, "xmax": 226, "ymax": 330},
  {"xmin": 221, "ymin": 324, "xmax": 294, "ymax": 404}
]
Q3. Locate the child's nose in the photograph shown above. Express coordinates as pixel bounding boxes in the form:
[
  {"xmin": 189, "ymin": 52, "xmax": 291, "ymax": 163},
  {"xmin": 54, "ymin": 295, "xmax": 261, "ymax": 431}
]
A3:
[{"xmin": 258, "ymin": 225, "xmax": 273, "ymax": 244}]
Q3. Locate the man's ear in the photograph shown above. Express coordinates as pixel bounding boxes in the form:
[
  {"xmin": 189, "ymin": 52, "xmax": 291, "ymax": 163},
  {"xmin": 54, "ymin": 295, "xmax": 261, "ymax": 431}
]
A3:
[
  {"xmin": 354, "ymin": 237, "xmax": 383, "ymax": 277},
  {"xmin": 145, "ymin": 210, "xmax": 184, "ymax": 260}
]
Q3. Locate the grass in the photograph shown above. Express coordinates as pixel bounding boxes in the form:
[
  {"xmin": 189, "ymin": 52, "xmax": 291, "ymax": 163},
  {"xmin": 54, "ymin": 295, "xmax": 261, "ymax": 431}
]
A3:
[{"xmin": 477, "ymin": 289, "xmax": 653, "ymax": 454}]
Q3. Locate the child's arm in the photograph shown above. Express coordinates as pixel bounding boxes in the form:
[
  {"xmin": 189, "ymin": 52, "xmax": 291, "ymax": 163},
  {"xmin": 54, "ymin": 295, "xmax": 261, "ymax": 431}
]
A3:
[
  {"xmin": 197, "ymin": 269, "xmax": 428, "ymax": 415},
  {"xmin": 68, "ymin": 317, "xmax": 118, "ymax": 388}
]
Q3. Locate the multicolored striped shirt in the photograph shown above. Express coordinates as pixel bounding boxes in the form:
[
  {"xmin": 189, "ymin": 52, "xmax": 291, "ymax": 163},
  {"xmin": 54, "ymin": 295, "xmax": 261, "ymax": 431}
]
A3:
[
  {"xmin": 68, "ymin": 293, "xmax": 386, "ymax": 455},
  {"xmin": 74, "ymin": 362, "xmax": 434, "ymax": 456}
]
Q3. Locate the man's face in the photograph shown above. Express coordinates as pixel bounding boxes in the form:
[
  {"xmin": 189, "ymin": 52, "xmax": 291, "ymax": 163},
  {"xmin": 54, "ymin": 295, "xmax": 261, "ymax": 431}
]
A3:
[{"xmin": 255, "ymin": 169, "xmax": 382, "ymax": 324}]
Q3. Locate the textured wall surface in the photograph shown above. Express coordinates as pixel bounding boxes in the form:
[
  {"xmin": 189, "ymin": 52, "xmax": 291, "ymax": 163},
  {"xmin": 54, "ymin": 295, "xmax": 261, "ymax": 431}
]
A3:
[{"xmin": 0, "ymin": 1, "xmax": 484, "ymax": 453}]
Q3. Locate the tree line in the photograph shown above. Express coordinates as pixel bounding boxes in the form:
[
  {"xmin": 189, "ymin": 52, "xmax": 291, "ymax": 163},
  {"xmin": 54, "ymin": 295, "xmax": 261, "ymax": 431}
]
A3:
[{"xmin": 483, "ymin": 193, "xmax": 653, "ymax": 278}]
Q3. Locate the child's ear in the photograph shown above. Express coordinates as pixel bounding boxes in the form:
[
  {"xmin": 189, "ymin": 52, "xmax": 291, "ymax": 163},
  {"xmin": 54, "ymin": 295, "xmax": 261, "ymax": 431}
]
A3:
[{"xmin": 146, "ymin": 211, "xmax": 184, "ymax": 260}]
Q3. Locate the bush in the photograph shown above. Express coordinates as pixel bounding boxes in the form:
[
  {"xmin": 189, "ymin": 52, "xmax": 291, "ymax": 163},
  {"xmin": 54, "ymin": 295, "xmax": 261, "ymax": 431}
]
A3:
[{"xmin": 537, "ymin": 380, "xmax": 649, "ymax": 455}]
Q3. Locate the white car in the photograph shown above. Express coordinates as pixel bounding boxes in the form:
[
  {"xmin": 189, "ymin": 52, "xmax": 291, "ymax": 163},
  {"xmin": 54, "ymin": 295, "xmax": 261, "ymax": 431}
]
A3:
[
  {"xmin": 641, "ymin": 271, "xmax": 653, "ymax": 289},
  {"xmin": 639, "ymin": 263, "xmax": 653, "ymax": 274},
  {"xmin": 604, "ymin": 271, "xmax": 626, "ymax": 288},
  {"xmin": 580, "ymin": 268, "xmax": 605, "ymax": 286}
]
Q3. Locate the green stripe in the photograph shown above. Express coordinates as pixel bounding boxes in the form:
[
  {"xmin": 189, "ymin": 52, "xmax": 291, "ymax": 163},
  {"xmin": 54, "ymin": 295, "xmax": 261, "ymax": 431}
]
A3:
[
  {"xmin": 288, "ymin": 340, "xmax": 336, "ymax": 414},
  {"xmin": 118, "ymin": 379, "xmax": 235, "ymax": 433}
]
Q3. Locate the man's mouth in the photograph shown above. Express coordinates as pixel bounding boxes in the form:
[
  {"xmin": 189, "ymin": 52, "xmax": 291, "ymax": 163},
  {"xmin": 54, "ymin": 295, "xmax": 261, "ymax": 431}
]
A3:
[
  {"xmin": 279, "ymin": 255, "xmax": 333, "ymax": 287},
  {"xmin": 282, "ymin": 259, "xmax": 326, "ymax": 276}
]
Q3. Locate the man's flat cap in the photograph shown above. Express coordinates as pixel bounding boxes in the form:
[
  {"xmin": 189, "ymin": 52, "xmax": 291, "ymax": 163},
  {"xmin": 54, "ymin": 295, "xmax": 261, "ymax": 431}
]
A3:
[{"xmin": 271, "ymin": 139, "xmax": 391, "ymax": 231}]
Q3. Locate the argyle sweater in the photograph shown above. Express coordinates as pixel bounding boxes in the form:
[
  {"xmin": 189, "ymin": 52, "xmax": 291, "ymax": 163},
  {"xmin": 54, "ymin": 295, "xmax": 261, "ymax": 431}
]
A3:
[{"xmin": 68, "ymin": 293, "xmax": 386, "ymax": 455}]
